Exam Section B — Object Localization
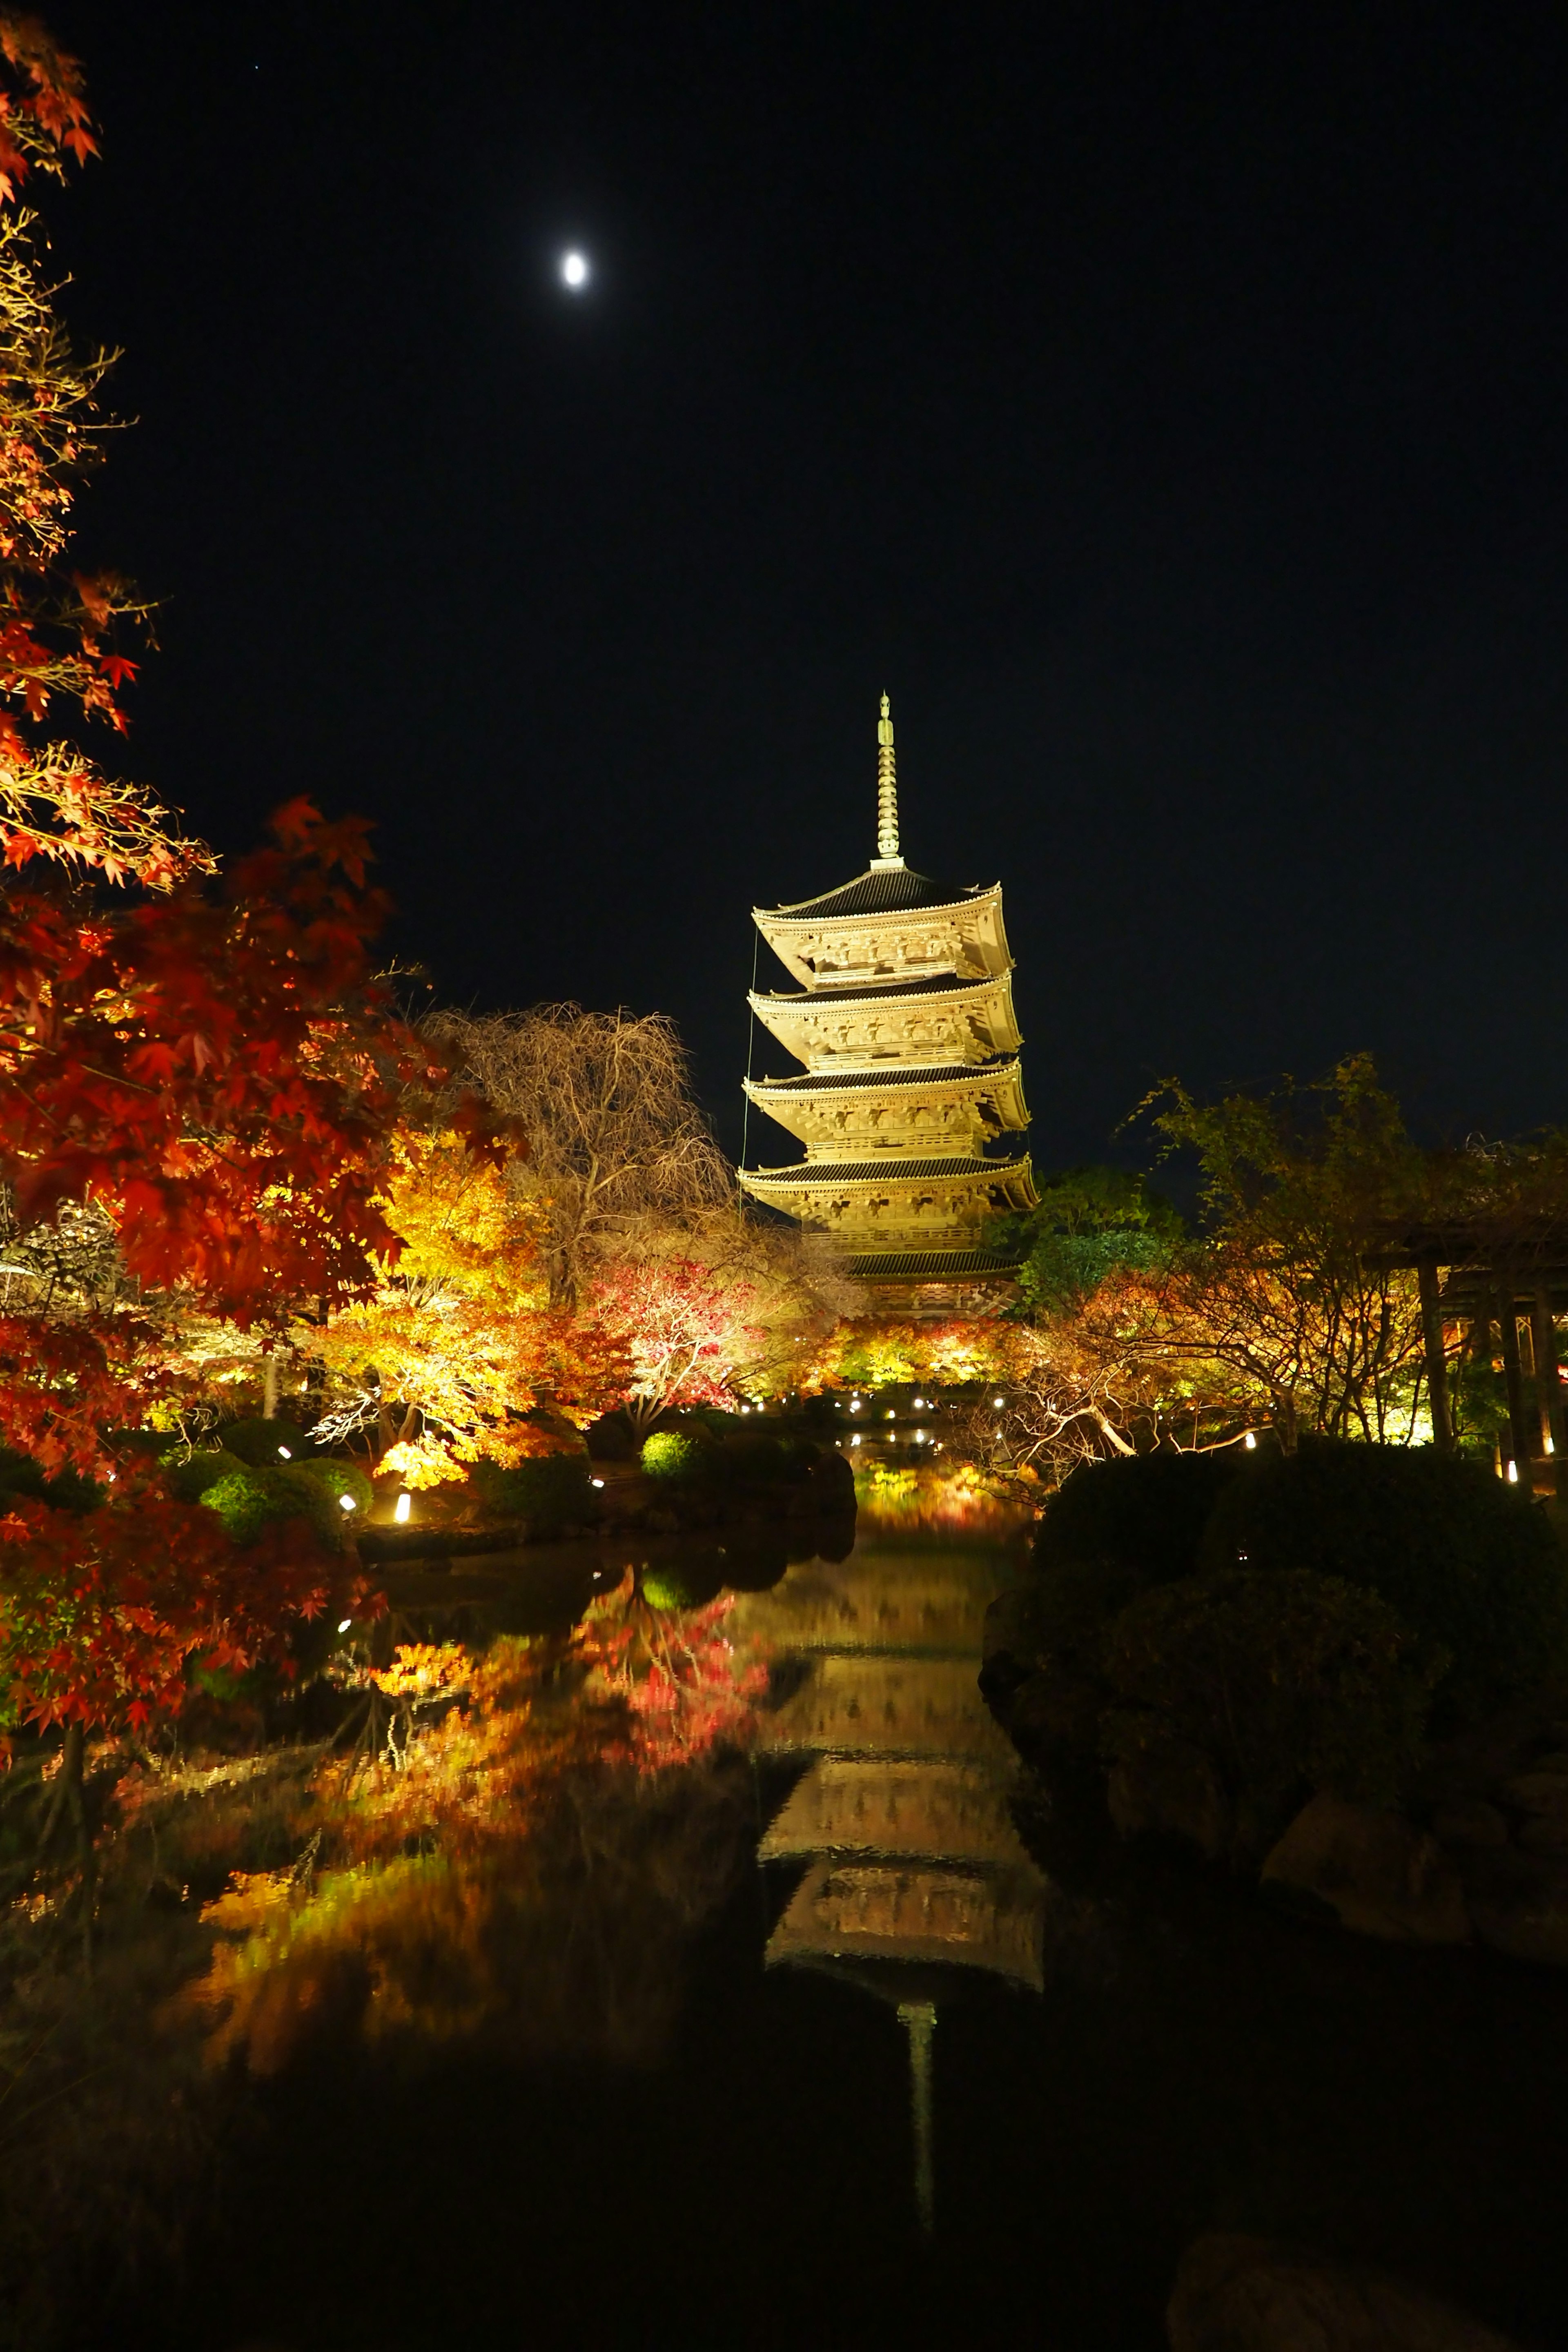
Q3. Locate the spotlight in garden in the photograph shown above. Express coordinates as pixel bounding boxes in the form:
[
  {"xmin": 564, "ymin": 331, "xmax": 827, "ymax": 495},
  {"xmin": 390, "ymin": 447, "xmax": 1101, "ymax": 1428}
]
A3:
[
  {"xmin": 338, "ymin": 1493, "xmax": 356, "ymax": 1512},
  {"xmin": 993, "ymin": 1396, "xmax": 1004, "ymax": 1408},
  {"xmin": 276, "ymin": 1445, "xmax": 292, "ymax": 1459},
  {"xmin": 559, "ymin": 249, "xmax": 590, "ymax": 290},
  {"xmin": 394, "ymin": 1491, "xmax": 411, "ymax": 1523},
  {"xmin": 1244, "ymin": 1431, "xmax": 1257, "ymax": 1450},
  {"xmin": 1507, "ymin": 1460, "xmax": 1519, "ymax": 1484},
  {"xmin": 590, "ymin": 1477, "xmax": 605, "ymax": 1489},
  {"xmin": 337, "ymin": 1617, "xmax": 353, "ymax": 1633}
]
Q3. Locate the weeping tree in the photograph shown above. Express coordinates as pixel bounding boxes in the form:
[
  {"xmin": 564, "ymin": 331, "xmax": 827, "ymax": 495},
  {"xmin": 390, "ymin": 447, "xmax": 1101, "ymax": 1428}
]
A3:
[{"xmin": 426, "ymin": 1005, "xmax": 733, "ymax": 1309}]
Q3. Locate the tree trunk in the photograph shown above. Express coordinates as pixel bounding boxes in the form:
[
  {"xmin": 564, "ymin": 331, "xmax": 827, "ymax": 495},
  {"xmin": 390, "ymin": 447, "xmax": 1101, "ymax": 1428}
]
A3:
[{"xmin": 262, "ymin": 1352, "xmax": 280, "ymax": 1420}]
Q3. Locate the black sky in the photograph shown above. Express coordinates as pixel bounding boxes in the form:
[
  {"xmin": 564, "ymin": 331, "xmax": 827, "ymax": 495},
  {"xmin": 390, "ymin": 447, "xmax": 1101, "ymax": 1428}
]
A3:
[{"xmin": 42, "ymin": 2, "xmax": 1568, "ymax": 1169}]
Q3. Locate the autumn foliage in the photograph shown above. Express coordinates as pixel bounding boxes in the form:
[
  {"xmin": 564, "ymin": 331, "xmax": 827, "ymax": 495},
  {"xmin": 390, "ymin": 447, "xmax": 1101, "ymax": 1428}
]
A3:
[
  {"xmin": 0, "ymin": 1488, "xmax": 368, "ymax": 1736},
  {"xmin": 0, "ymin": 13, "xmax": 207, "ymax": 889}
]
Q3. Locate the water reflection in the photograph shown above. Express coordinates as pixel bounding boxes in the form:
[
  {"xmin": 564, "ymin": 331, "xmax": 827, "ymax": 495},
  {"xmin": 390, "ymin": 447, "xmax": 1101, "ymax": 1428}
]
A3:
[{"xmin": 732, "ymin": 1538, "xmax": 1047, "ymax": 2232}]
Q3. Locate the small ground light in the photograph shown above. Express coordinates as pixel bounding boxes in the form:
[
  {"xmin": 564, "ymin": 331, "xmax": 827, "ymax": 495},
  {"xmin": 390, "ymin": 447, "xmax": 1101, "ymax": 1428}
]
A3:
[
  {"xmin": 590, "ymin": 1477, "xmax": 605, "ymax": 1489},
  {"xmin": 560, "ymin": 250, "xmax": 589, "ymax": 288},
  {"xmin": 851, "ymin": 1434, "xmax": 861, "ymax": 1446},
  {"xmin": 337, "ymin": 1617, "xmax": 353, "ymax": 1633},
  {"xmin": 338, "ymin": 1493, "xmax": 356, "ymax": 1512},
  {"xmin": 276, "ymin": 1444, "xmax": 292, "ymax": 1459},
  {"xmin": 993, "ymin": 1397, "xmax": 1004, "ymax": 1408},
  {"xmin": 1508, "ymin": 1460, "xmax": 1520, "ymax": 1483},
  {"xmin": 394, "ymin": 1491, "xmax": 411, "ymax": 1523},
  {"xmin": 1244, "ymin": 1431, "xmax": 1257, "ymax": 1450}
]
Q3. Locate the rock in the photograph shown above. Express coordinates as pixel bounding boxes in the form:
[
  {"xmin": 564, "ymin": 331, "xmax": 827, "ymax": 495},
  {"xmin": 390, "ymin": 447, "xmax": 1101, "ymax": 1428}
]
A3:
[
  {"xmin": 1501, "ymin": 1770, "xmax": 1568, "ymax": 1819},
  {"xmin": 981, "ymin": 1586, "xmax": 1041, "ymax": 1672},
  {"xmin": 1167, "ymin": 2231, "xmax": 1521, "ymax": 2350},
  {"xmin": 1107, "ymin": 1737, "xmax": 1230, "ymax": 1862},
  {"xmin": 1429, "ymin": 1800, "xmax": 1509, "ymax": 1850},
  {"xmin": 1461, "ymin": 1844, "xmax": 1568, "ymax": 1965},
  {"xmin": 1003, "ymin": 1667, "xmax": 1102, "ymax": 1754},
  {"xmin": 1260, "ymin": 1796, "xmax": 1470, "ymax": 1944},
  {"xmin": 810, "ymin": 1449, "xmax": 856, "ymax": 1509},
  {"xmin": 1517, "ymin": 1814, "xmax": 1568, "ymax": 1854}
]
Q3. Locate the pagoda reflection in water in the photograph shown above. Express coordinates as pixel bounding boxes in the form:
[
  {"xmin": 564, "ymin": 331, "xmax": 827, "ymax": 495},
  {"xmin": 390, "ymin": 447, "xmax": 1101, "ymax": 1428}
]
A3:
[{"xmin": 731, "ymin": 1546, "xmax": 1047, "ymax": 2232}]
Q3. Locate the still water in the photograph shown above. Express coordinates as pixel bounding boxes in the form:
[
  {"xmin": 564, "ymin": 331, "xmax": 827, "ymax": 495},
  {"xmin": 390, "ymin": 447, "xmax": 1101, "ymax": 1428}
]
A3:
[{"xmin": 136, "ymin": 1506, "xmax": 1568, "ymax": 2352}]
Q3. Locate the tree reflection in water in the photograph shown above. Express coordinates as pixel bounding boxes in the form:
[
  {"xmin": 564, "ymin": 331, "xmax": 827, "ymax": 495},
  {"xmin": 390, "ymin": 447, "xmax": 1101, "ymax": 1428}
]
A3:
[{"xmin": 178, "ymin": 1571, "xmax": 769, "ymax": 2075}]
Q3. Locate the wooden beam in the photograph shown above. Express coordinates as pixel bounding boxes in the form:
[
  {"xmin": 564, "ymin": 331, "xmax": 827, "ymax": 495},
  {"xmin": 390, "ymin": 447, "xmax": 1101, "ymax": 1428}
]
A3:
[
  {"xmin": 1417, "ymin": 1254, "xmax": 1453, "ymax": 1453},
  {"xmin": 1533, "ymin": 1283, "xmax": 1567, "ymax": 1493},
  {"xmin": 1498, "ymin": 1279, "xmax": 1534, "ymax": 1477}
]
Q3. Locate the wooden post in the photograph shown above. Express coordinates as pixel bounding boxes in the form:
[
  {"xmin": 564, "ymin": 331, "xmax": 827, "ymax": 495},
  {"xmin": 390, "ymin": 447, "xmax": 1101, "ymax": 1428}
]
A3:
[
  {"xmin": 1498, "ymin": 1280, "xmax": 1534, "ymax": 1479},
  {"xmin": 1532, "ymin": 1283, "xmax": 1567, "ymax": 1496},
  {"xmin": 1417, "ymin": 1255, "xmax": 1453, "ymax": 1452}
]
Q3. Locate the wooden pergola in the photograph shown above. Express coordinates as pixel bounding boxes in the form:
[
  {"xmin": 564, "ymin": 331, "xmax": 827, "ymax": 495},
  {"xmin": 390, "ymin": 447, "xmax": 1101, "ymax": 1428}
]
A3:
[{"xmin": 1367, "ymin": 1218, "xmax": 1568, "ymax": 1487}]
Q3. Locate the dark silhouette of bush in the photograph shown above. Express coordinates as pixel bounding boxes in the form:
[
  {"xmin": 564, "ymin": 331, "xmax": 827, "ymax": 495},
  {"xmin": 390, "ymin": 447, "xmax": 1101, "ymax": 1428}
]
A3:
[
  {"xmin": 1023, "ymin": 1449, "xmax": 1257, "ymax": 1679},
  {"xmin": 219, "ymin": 1415, "xmax": 310, "ymax": 1468},
  {"xmin": 1103, "ymin": 1567, "xmax": 1440, "ymax": 1840},
  {"xmin": 163, "ymin": 1448, "xmax": 249, "ymax": 1503},
  {"xmin": 1199, "ymin": 1439, "xmax": 1568, "ymax": 1723},
  {"xmin": 473, "ymin": 1454, "xmax": 596, "ymax": 1531},
  {"xmin": 1036, "ymin": 1448, "xmax": 1254, "ymax": 1588}
]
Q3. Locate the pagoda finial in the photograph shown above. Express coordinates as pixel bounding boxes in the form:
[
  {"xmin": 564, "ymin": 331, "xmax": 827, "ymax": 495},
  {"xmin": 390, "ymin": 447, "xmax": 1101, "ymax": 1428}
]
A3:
[{"xmin": 875, "ymin": 690, "xmax": 903, "ymax": 864}]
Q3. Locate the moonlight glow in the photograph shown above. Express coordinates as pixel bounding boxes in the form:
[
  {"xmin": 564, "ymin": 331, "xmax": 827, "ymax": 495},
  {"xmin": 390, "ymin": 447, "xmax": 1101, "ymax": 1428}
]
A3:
[{"xmin": 560, "ymin": 250, "xmax": 590, "ymax": 289}]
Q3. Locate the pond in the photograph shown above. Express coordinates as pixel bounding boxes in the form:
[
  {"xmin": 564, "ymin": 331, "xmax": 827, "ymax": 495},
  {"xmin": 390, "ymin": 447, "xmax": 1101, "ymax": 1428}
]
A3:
[{"xmin": 121, "ymin": 1490, "xmax": 1568, "ymax": 2352}]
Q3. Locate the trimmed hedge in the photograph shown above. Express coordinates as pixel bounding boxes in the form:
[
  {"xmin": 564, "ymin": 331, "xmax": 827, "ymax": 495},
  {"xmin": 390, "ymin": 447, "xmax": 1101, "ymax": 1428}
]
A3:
[
  {"xmin": 1103, "ymin": 1567, "xmax": 1440, "ymax": 1832},
  {"xmin": 218, "ymin": 1416, "xmax": 311, "ymax": 1468},
  {"xmin": 1200, "ymin": 1440, "xmax": 1568, "ymax": 1723},
  {"xmin": 472, "ymin": 1454, "xmax": 595, "ymax": 1533},
  {"xmin": 200, "ymin": 1457, "xmax": 373, "ymax": 1549}
]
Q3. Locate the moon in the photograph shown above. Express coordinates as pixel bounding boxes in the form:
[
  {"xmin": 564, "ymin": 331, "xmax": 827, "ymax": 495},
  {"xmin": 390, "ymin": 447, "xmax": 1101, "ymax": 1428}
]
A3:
[{"xmin": 560, "ymin": 251, "xmax": 590, "ymax": 290}]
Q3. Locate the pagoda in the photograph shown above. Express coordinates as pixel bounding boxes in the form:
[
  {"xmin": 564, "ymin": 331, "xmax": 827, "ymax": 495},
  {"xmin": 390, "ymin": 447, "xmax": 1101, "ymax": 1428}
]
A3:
[{"xmin": 739, "ymin": 695, "xmax": 1036, "ymax": 1308}]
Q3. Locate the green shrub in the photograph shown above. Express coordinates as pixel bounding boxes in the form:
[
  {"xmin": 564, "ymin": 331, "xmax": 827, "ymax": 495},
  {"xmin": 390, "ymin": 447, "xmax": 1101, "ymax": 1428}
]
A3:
[
  {"xmin": 1024, "ymin": 1449, "xmax": 1255, "ymax": 1678},
  {"xmin": 0, "ymin": 1448, "xmax": 102, "ymax": 1513},
  {"xmin": 1036, "ymin": 1448, "xmax": 1252, "ymax": 1587},
  {"xmin": 219, "ymin": 1415, "xmax": 311, "ymax": 1468},
  {"xmin": 1103, "ymin": 1568, "xmax": 1439, "ymax": 1834},
  {"xmin": 200, "ymin": 1457, "xmax": 372, "ymax": 1549},
  {"xmin": 473, "ymin": 1454, "xmax": 594, "ymax": 1532},
  {"xmin": 1199, "ymin": 1439, "xmax": 1568, "ymax": 1722},
  {"xmin": 641, "ymin": 1432, "xmax": 707, "ymax": 1482},
  {"xmin": 164, "ymin": 1448, "xmax": 249, "ymax": 1503},
  {"xmin": 717, "ymin": 1430, "xmax": 790, "ymax": 1484}
]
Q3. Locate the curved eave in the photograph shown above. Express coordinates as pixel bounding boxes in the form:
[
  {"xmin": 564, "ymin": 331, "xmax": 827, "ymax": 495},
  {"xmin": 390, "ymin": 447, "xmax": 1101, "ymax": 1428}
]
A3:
[
  {"xmin": 741, "ymin": 1156, "xmax": 1036, "ymax": 1199},
  {"xmin": 753, "ymin": 880, "xmax": 1002, "ymax": 929},
  {"xmin": 748, "ymin": 973, "xmax": 1017, "ymax": 1018},
  {"xmin": 745, "ymin": 1058, "xmax": 1028, "ymax": 1110}
]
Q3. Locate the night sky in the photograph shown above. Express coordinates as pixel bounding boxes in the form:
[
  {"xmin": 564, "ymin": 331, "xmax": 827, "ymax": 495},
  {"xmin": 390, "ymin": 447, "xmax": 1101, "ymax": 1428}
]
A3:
[{"xmin": 43, "ymin": 3, "xmax": 1568, "ymax": 1169}]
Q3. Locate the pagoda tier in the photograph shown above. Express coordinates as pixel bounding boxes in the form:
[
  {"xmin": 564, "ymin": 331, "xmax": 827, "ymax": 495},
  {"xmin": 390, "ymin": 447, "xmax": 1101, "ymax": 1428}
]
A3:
[
  {"xmin": 739, "ymin": 695, "xmax": 1036, "ymax": 1296},
  {"xmin": 741, "ymin": 1153, "xmax": 1036, "ymax": 1253},
  {"xmin": 748, "ymin": 970, "xmax": 1022, "ymax": 1072},
  {"xmin": 753, "ymin": 875, "xmax": 1012, "ymax": 993},
  {"xmin": 744, "ymin": 1057, "xmax": 1029, "ymax": 1159}
]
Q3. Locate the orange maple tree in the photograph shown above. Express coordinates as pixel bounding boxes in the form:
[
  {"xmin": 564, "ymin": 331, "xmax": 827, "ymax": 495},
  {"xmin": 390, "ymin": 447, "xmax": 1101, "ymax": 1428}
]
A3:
[
  {"xmin": 0, "ymin": 14, "xmax": 207, "ymax": 887},
  {"xmin": 312, "ymin": 1120, "xmax": 628, "ymax": 1486}
]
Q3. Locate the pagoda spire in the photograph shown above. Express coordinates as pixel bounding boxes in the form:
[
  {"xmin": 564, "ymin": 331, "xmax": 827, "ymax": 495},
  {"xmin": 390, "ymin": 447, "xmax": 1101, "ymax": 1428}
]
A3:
[{"xmin": 875, "ymin": 691, "xmax": 903, "ymax": 865}]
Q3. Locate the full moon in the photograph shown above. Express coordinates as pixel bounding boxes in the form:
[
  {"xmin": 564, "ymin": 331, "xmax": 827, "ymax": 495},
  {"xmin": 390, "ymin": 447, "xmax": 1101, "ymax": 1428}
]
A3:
[{"xmin": 560, "ymin": 251, "xmax": 590, "ymax": 290}]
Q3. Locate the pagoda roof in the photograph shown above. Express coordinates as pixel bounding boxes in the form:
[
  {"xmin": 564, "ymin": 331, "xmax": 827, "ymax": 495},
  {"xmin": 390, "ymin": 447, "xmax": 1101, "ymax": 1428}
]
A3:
[
  {"xmin": 845, "ymin": 1249, "xmax": 1021, "ymax": 1280},
  {"xmin": 747, "ymin": 1057, "xmax": 1020, "ymax": 1098},
  {"xmin": 751, "ymin": 972, "xmax": 1000, "ymax": 1009},
  {"xmin": 743, "ymin": 1154, "xmax": 1032, "ymax": 1189},
  {"xmin": 763, "ymin": 866, "xmax": 992, "ymax": 923}
]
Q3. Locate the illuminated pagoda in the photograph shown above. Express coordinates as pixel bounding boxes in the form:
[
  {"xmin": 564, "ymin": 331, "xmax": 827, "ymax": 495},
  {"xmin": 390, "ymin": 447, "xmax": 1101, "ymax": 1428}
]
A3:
[{"xmin": 740, "ymin": 695, "xmax": 1037, "ymax": 1306}]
